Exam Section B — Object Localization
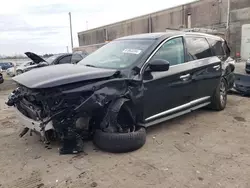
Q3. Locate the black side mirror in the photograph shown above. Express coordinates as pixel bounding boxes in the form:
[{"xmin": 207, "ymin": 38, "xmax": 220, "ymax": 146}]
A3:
[{"xmin": 149, "ymin": 59, "xmax": 170, "ymax": 72}]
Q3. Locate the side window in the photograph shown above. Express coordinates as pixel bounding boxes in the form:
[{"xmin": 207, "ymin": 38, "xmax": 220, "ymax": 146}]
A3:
[
  {"xmin": 58, "ymin": 55, "xmax": 72, "ymax": 64},
  {"xmin": 207, "ymin": 38, "xmax": 225, "ymax": 57},
  {"xmin": 71, "ymin": 54, "xmax": 83, "ymax": 64},
  {"xmin": 185, "ymin": 37, "xmax": 213, "ymax": 61},
  {"xmin": 151, "ymin": 37, "xmax": 184, "ymax": 66}
]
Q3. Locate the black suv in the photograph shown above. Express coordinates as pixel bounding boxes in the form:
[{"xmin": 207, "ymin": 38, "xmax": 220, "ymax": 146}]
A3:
[{"xmin": 7, "ymin": 32, "xmax": 234, "ymax": 154}]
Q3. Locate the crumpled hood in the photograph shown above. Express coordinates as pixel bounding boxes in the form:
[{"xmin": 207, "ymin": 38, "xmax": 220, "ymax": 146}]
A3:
[{"xmin": 13, "ymin": 64, "xmax": 117, "ymax": 89}]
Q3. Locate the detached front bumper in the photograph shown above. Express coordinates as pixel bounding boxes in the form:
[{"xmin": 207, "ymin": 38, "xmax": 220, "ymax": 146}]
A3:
[
  {"xmin": 233, "ymin": 73, "xmax": 250, "ymax": 96},
  {"xmin": 15, "ymin": 108, "xmax": 54, "ymax": 137}
]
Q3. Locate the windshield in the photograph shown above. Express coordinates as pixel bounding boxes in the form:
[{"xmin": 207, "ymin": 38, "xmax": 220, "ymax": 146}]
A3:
[{"xmin": 78, "ymin": 39, "xmax": 154, "ymax": 69}]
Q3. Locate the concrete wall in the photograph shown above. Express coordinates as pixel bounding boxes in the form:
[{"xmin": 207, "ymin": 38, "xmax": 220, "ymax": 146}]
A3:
[
  {"xmin": 77, "ymin": 0, "xmax": 250, "ymax": 59},
  {"xmin": 229, "ymin": 0, "xmax": 250, "ymax": 58},
  {"xmin": 73, "ymin": 43, "xmax": 107, "ymax": 54}
]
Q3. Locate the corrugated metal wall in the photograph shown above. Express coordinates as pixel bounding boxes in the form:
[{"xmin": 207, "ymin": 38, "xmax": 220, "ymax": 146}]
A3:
[{"xmin": 77, "ymin": 0, "xmax": 250, "ymax": 59}]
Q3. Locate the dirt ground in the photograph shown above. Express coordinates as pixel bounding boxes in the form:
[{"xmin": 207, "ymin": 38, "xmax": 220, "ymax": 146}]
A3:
[{"xmin": 0, "ymin": 65, "xmax": 250, "ymax": 188}]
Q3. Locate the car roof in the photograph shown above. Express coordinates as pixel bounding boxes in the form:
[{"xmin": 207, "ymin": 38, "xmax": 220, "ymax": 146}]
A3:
[
  {"xmin": 53, "ymin": 53, "xmax": 71, "ymax": 57},
  {"xmin": 116, "ymin": 32, "xmax": 178, "ymax": 40},
  {"xmin": 116, "ymin": 31, "xmax": 223, "ymax": 41},
  {"xmin": 184, "ymin": 32, "xmax": 223, "ymax": 40}
]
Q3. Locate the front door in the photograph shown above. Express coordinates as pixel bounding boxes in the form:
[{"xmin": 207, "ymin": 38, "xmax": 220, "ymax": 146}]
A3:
[{"xmin": 143, "ymin": 37, "xmax": 192, "ymax": 122}]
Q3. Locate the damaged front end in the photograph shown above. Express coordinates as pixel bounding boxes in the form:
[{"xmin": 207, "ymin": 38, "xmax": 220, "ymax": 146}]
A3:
[{"xmin": 6, "ymin": 78, "xmax": 143, "ymax": 154}]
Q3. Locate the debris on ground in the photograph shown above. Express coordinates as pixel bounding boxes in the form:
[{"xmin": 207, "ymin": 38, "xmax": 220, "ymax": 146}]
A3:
[
  {"xmin": 91, "ymin": 182, "xmax": 98, "ymax": 187},
  {"xmin": 0, "ymin": 89, "xmax": 250, "ymax": 187}
]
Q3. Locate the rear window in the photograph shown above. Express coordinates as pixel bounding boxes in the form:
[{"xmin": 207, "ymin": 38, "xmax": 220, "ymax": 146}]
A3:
[
  {"xmin": 207, "ymin": 38, "xmax": 225, "ymax": 56},
  {"xmin": 223, "ymin": 41, "xmax": 231, "ymax": 57},
  {"xmin": 185, "ymin": 37, "xmax": 213, "ymax": 61}
]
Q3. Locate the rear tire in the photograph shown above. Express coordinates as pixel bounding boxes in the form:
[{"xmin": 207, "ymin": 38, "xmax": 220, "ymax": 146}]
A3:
[
  {"xmin": 246, "ymin": 70, "xmax": 250, "ymax": 74},
  {"xmin": 93, "ymin": 127, "xmax": 146, "ymax": 153},
  {"xmin": 209, "ymin": 78, "xmax": 227, "ymax": 111}
]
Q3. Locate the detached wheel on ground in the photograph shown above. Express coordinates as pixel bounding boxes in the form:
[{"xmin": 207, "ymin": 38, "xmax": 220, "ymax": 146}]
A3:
[
  {"xmin": 93, "ymin": 127, "xmax": 146, "ymax": 153},
  {"xmin": 209, "ymin": 78, "xmax": 227, "ymax": 111}
]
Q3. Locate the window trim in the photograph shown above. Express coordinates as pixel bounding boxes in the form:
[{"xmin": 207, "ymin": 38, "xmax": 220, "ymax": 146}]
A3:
[
  {"xmin": 140, "ymin": 34, "xmax": 223, "ymax": 77},
  {"xmin": 140, "ymin": 35, "xmax": 185, "ymax": 76}
]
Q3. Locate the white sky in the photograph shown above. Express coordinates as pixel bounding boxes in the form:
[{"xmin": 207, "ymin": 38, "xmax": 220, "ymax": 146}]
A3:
[{"xmin": 0, "ymin": 0, "xmax": 196, "ymax": 55}]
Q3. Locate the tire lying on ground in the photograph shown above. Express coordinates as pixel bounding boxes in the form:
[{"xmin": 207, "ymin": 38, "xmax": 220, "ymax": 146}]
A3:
[{"xmin": 93, "ymin": 127, "xmax": 146, "ymax": 153}]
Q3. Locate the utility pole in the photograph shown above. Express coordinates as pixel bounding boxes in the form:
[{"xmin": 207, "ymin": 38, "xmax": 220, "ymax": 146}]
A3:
[
  {"xmin": 66, "ymin": 46, "xmax": 69, "ymax": 53},
  {"xmin": 69, "ymin": 12, "xmax": 73, "ymax": 51},
  {"xmin": 226, "ymin": 0, "xmax": 230, "ymax": 30},
  {"xmin": 226, "ymin": 0, "xmax": 231, "ymax": 41}
]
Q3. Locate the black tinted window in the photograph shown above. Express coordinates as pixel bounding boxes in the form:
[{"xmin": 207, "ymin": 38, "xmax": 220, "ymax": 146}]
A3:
[
  {"xmin": 58, "ymin": 55, "xmax": 72, "ymax": 64},
  {"xmin": 223, "ymin": 42, "xmax": 231, "ymax": 57},
  {"xmin": 185, "ymin": 37, "xmax": 213, "ymax": 60},
  {"xmin": 207, "ymin": 38, "xmax": 225, "ymax": 56},
  {"xmin": 71, "ymin": 54, "xmax": 83, "ymax": 64},
  {"xmin": 151, "ymin": 37, "xmax": 184, "ymax": 66}
]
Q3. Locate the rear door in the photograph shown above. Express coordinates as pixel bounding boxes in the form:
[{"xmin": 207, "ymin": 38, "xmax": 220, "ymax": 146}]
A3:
[
  {"xmin": 207, "ymin": 38, "xmax": 235, "ymax": 89},
  {"xmin": 184, "ymin": 36, "xmax": 222, "ymax": 102}
]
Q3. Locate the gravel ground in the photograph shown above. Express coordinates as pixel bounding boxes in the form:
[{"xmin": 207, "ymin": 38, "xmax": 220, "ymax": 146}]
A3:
[{"xmin": 0, "ymin": 63, "xmax": 249, "ymax": 188}]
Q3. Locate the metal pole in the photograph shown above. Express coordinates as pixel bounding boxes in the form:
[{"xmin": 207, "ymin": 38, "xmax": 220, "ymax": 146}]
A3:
[
  {"xmin": 225, "ymin": 0, "xmax": 231, "ymax": 42},
  {"xmin": 69, "ymin": 12, "xmax": 73, "ymax": 51},
  {"xmin": 226, "ymin": 0, "xmax": 230, "ymax": 30}
]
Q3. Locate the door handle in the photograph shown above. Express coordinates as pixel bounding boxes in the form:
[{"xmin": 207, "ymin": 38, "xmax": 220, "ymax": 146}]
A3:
[
  {"xmin": 213, "ymin": 65, "xmax": 220, "ymax": 70},
  {"xmin": 180, "ymin": 74, "xmax": 190, "ymax": 80}
]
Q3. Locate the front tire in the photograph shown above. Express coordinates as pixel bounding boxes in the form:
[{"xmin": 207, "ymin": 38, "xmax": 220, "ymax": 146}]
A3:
[
  {"xmin": 93, "ymin": 127, "xmax": 146, "ymax": 153},
  {"xmin": 209, "ymin": 78, "xmax": 227, "ymax": 111}
]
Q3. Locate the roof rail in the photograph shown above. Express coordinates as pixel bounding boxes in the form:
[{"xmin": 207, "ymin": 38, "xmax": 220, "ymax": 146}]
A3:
[{"xmin": 180, "ymin": 28, "xmax": 225, "ymax": 35}]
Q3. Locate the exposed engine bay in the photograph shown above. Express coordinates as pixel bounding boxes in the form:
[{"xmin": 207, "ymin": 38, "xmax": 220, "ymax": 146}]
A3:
[{"xmin": 6, "ymin": 77, "xmax": 143, "ymax": 154}]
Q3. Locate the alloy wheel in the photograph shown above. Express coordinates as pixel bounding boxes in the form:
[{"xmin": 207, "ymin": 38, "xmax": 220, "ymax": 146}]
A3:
[{"xmin": 220, "ymin": 81, "xmax": 226, "ymax": 106}]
